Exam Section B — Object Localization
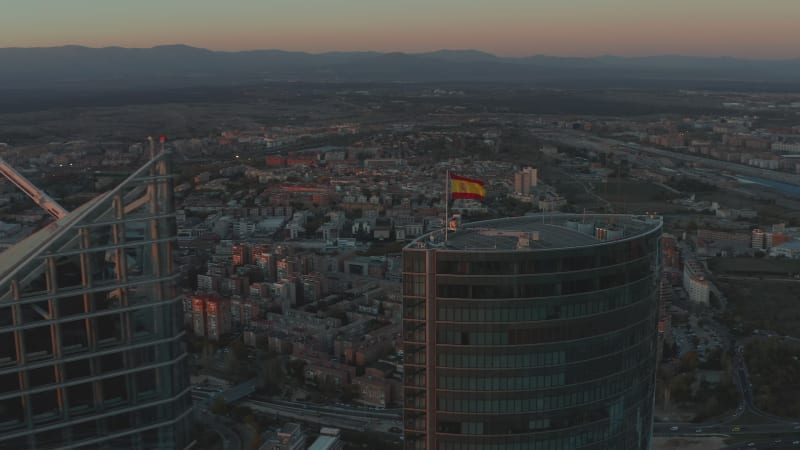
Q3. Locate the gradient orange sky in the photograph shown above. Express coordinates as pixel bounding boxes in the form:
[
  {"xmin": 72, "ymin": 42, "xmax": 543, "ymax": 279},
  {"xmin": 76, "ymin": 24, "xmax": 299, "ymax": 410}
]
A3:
[{"xmin": 2, "ymin": 0, "xmax": 799, "ymax": 58}]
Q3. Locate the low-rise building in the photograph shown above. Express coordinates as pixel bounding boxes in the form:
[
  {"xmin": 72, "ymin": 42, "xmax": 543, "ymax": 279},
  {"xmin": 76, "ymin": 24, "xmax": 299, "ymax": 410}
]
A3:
[
  {"xmin": 770, "ymin": 240, "xmax": 800, "ymax": 259},
  {"xmin": 308, "ymin": 428, "xmax": 344, "ymax": 450},
  {"xmin": 258, "ymin": 423, "xmax": 306, "ymax": 450}
]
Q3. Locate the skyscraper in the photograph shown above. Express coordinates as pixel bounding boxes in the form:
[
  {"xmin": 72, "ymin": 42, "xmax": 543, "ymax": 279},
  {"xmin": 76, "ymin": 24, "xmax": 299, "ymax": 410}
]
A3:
[
  {"xmin": 0, "ymin": 152, "xmax": 193, "ymax": 449},
  {"xmin": 402, "ymin": 214, "xmax": 661, "ymax": 450}
]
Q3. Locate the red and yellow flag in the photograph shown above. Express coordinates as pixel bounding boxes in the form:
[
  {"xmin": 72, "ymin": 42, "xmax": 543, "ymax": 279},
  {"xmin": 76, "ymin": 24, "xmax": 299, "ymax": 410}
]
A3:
[{"xmin": 450, "ymin": 173, "xmax": 486, "ymax": 200}]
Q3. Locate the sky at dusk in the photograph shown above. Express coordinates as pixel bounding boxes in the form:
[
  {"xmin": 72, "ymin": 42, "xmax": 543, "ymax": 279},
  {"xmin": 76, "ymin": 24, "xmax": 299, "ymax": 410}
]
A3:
[{"xmin": 1, "ymin": 0, "xmax": 799, "ymax": 59}]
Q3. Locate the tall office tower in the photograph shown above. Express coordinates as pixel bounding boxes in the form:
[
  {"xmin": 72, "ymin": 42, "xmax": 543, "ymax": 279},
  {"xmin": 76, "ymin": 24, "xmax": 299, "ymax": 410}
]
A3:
[
  {"xmin": 513, "ymin": 167, "xmax": 538, "ymax": 195},
  {"xmin": 402, "ymin": 214, "xmax": 661, "ymax": 450},
  {"xmin": 0, "ymin": 152, "xmax": 192, "ymax": 449}
]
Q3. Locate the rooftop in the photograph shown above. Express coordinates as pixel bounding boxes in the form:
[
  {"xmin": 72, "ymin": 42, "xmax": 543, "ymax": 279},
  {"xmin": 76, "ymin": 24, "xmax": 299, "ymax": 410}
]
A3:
[
  {"xmin": 308, "ymin": 435, "xmax": 339, "ymax": 450},
  {"xmin": 408, "ymin": 213, "xmax": 661, "ymax": 252}
]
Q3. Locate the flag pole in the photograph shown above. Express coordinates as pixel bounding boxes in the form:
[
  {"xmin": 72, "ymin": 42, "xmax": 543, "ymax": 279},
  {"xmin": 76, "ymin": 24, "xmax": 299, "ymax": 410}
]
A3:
[{"xmin": 445, "ymin": 169, "xmax": 449, "ymax": 242}]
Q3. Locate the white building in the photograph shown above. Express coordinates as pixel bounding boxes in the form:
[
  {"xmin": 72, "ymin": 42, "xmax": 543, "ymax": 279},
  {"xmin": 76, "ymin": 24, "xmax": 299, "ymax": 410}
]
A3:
[
  {"xmin": 308, "ymin": 428, "xmax": 344, "ymax": 450},
  {"xmin": 682, "ymin": 258, "xmax": 710, "ymax": 304},
  {"xmin": 233, "ymin": 219, "xmax": 256, "ymax": 237},
  {"xmin": 771, "ymin": 142, "xmax": 800, "ymax": 153}
]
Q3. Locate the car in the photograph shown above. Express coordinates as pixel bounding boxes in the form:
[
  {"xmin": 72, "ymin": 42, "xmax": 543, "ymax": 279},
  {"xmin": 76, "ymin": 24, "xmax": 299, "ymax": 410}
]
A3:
[
  {"xmin": 670, "ymin": 426, "xmax": 679, "ymax": 431},
  {"xmin": 389, "ymin": 427, "xmax": 401, "ymax": 433},
  {"xmin": 731, "ymin": 426, "xmax": 741, "ymax": 432},
  {"xmin": 747, "ymin": 443, "xmax": 755, "ymax": 447},
  {"xmin": 791, "ymin": 440, "xmax": 799, "ymax": 445},
  {"xmin": 695, "ymin": 428, "xmax": 702, "ymax": 433}
]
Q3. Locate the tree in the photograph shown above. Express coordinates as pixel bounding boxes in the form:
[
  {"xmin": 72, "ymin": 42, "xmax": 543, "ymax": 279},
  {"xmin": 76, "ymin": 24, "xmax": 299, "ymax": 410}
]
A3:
[
  {"xmin": 304, "ymin": 215, "xmax": 326, "ymax": 237},
  {"xmin": 345, "ymin": 208, "xmax": 362, "ymax": 220},
  {"xmin": 340, "ymin": 383, "xmax": 360, "ymax": 403},
  {"xmin": 286, "ymin": 359, "xmax": 307, "ymax": 384},
  {"xmin": 244, "ymin": 414, "xmax": 260, "ymax": 432},
  {"xmin": 246, "ymin": 437, "xmax": 262, "ymax": 450},
  {"xmin": 230, "ymin": 339, "xmax": 248, "ymax": 360},
  {"xmin": 225, "ymin": 352, "xmax": 242, "ymax": 378},
  {"xmin": 668, "ymin": 373, "xmax": 694, "ymax": 403},
  {"xmin": 231, "ymin": 405, "xmax": 253, "ymax": 422},
  {"xmin": 700, "ymin": 347, "xmax": 723, "ymax": 370},
  {"xmin": 211, "ymin": 396, "xmax": 228, "ymax": 416},
  {"xmin": 354, "ymin": 223, "xmax": 371, "ymax": 242},
  {"xmin": 680, "ymin": 351, "xmax": 699, "ymax": 372},
  {"xmin": 259, "ymin": 357, "xmax": 285, "ymax": 395},
  {"xmin": 327, "ymin": 308, "xmax": 349, "ymax": 325}
]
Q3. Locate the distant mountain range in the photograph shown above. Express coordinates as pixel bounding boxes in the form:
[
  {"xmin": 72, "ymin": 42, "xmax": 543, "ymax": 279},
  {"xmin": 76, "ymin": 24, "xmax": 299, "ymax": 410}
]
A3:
[{"xmin": 1, "ymin": 44, "xmax": 800, "ymax": 90}]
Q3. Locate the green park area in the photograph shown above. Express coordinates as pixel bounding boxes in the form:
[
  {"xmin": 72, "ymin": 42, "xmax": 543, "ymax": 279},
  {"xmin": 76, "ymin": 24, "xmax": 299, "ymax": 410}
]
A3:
[
  {"xmin": 656, "ymin": 349, "xmax": 739, "ymax": 423},
  {"xmin": 709, "ymin": 257, "xmax": 800, "ymax": 277},
  {"xmin": 717, "ymin": 277, "xmax": 800, "ymax": 337},
  {"xmin": 744, "ymin": 338, "xmax": 800, "ymax": 418}
]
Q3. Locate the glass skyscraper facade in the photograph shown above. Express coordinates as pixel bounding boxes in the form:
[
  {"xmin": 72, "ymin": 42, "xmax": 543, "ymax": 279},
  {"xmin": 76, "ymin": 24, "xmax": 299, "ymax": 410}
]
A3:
[
  {"xmin": 402, "ymin": 214, "xmax": 662, "ymax": 450},
  {"xmin": 0, "ymin": 152, "xmax": 193, "ymax": 449}
]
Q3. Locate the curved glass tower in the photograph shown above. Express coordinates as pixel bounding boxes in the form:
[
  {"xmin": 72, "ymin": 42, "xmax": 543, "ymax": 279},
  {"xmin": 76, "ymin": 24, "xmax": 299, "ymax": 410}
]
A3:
[
  {"xmin": 0, "ymin": 152, "xmax": 192, "ymax": 449},
  {"xmin": 402, "ymin": 214, "xmax": 662, "ymax": 450}
]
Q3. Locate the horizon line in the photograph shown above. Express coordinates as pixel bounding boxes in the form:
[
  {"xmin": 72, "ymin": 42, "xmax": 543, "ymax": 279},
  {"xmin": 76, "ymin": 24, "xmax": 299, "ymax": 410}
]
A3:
[{"xmin": 1, "ymin": 43, "xmax": 798, "ymax": 61}]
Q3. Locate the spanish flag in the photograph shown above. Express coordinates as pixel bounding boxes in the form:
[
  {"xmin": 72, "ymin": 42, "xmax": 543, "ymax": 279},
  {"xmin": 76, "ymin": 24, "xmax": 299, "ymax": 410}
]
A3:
[{"xmin": 450, "ymin": 173, "xmax": 486, "ymax": 200}]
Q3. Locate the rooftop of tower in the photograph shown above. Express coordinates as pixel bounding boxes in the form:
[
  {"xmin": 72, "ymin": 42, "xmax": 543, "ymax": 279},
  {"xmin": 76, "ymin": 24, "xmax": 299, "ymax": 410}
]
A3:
[
  {"xmin": 0, "ymin": 152, "xmax": 170, "ymax": 287},
  {"xmin": 408, "ymin": 213, "xmax": 662, "ymax": 251}
]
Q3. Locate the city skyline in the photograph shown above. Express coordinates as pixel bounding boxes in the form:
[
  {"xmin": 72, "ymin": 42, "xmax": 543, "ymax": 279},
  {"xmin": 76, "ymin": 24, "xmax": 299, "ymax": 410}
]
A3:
[
  {"xmin": 2, "ymin": 0, "xmax": 800, "ymax": 59},
  {"xmin": 0, "ymin": 80, "xmax": 798, "ymax": 448}
]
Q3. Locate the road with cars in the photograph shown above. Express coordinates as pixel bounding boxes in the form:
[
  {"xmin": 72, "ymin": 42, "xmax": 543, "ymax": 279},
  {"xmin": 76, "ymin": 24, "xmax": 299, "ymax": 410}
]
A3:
[{"xmin": 654, "ymin": 334, "xmax": 800, "ymax": 448}]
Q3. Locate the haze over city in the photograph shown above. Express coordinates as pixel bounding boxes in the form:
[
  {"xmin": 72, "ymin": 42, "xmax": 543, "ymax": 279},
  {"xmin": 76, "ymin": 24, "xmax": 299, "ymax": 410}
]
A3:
[{"xmin": 2, "ymin": 0, "xmax": 800, "ymax": 58}]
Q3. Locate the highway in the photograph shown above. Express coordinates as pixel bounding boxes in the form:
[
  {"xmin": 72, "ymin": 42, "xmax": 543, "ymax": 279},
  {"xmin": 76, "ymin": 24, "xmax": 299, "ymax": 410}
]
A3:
[
  {"xmin": 197, "ymin": 382, "xmax": 800, "ymax": 449},
  {"xmin": 655, "ymin": 423, "xmax": 800, "ymax": 435},
  {"xmin": 241, "ymin": 398, "xmax": 401, "ymax": 433},
  {"xmin": 189, "ymin": 345, "xmax": 800, "ymax": 449},
  {"xmin": 246, "ymin": 389, "xmax": 799, "ymax": 441},
  {"xmin": 716, "ymin": 275, "xmax": 800, "ymax": 283},
  {"xmin": 189, "ymin": 378, "xmax": 404, "ymax": 449},
  {"xmin": 537, "ymin": 129, "xmax": 800, "ymax": 186},
  {"xmin": 258, "ymin": 397, "xmax": 402, "ymax": 420},
  {"xmin": 247, "ymin": 395, "xmax": 800, "ymax": 447},
  {"xmin": 720, "ymin": 438, "xmax": 800, "ymax": 449}
]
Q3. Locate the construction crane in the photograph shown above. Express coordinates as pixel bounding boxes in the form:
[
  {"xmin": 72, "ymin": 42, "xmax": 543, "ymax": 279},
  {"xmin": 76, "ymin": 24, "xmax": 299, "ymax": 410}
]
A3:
[{"xmin": 0, "ymin": 157, "xmax": 69, "ymax": 219}]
